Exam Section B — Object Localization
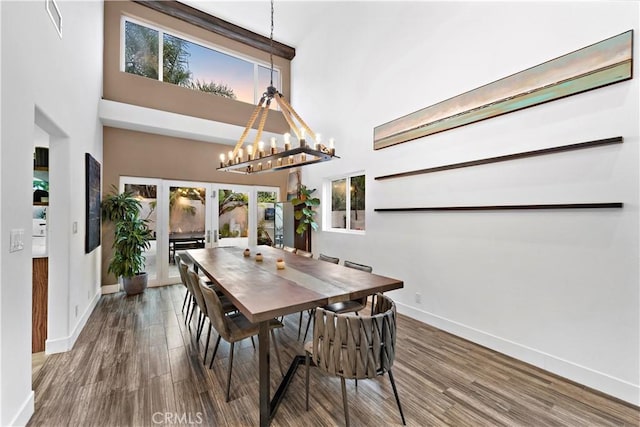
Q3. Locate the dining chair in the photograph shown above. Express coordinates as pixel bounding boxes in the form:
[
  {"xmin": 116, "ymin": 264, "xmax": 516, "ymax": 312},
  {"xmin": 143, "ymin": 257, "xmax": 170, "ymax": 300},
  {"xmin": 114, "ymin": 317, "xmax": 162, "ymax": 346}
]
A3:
[
  {"xmin": 296, "ymin": 253, "xmax": 341, "ymax": 339},
  {"xmin": 296, "ymin": 249, "xmax": 313, "ymax": 258},
  {"xmin": 184, "ymin": 266, "xmax": 237, "ymax": 362},
  {"xmin": 302, "ymin": 260, "xmax": 373, "ymax": 341},
  {"xmin": 318, "ymin": 253, "xmax": 339, "ymax": 264},
  {"xmin": 176, "ymin": 254, "xmax": 192, "ymax": 314},
  {"xmin": 304, "ymin": 293, "xmax": 405, "ymax": 426},
  {"xmin": 283, "ymin": 246, "xmax": 297, "ymax": 253},
  {"xmin": 199, "ymin": 279, "xmax": 285, "ymax": 402}
]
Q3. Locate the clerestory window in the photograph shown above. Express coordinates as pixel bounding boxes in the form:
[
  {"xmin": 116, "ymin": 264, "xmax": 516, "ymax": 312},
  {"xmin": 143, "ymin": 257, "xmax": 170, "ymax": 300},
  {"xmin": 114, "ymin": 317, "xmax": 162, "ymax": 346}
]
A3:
[{"xmin": 122, "ymin": 18, "xmax": 281, "ymax": 106}]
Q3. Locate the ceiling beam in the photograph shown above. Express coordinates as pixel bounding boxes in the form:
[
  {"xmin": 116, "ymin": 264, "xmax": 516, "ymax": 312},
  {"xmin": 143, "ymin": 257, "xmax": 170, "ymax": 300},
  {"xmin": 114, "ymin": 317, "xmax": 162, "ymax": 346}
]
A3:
[{"xmin": 133, "ymin": 0, "xmax": 296, "ymax": 60}]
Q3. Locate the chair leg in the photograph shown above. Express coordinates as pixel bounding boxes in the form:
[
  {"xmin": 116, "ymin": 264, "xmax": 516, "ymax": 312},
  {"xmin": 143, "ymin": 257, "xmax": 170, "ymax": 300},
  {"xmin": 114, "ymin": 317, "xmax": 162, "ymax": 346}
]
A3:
[
  {"xmin": 297, "ymin": 311, "xmax": 304, "ymax": 340},
  {"xmin": 181, "ymin": 291, "xmax": 189, "ymax": 312},
  {"xmin": 209, "ymin": 335, "xmax": 222, "ymax": 369},
  {"xmin": 203, "ymin": 323, "xmax": 212, "ymax": 363},
  {"xmin": 225, "ymin": 342, "xmax": 235, "ymax": 402},
  {"xmin": 388, "ymin": 370, "xmax": 406, "ymax": 425},
  {"xmin": 270, "ymin": 329, "xmax": 284, "ymax": 376},
  {"xmin": 305, "ymin": 352, "xmax": 311, "ymax": 411},
  {"xmin": 187, "ymin": 300, "xmax": 195, "ymax": 326},
  {"xmin": 196, "ymin": 312, "xmax": 204, "ymax": 340},
  {"xmin": 370, "ymin": 294, "xmax": 376, "ymax": 316},
  {"xmin": 341, "ymin": 377, "xmax": 350, "ymax": 427},
  {"xmin": 250, "ymin": 336, "xmax": 256, "ymax": 350},
  {"xmin": 303, "ymin": 309, "xmax": 315, "ymax": 342}
]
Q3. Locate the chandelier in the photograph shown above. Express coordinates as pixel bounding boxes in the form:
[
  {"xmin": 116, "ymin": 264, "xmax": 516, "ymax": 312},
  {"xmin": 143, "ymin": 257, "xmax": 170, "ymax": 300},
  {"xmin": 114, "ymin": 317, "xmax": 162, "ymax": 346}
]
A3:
[{"xmin": 217, "ymin": 0, "xmax": 338, "ymax": 174}]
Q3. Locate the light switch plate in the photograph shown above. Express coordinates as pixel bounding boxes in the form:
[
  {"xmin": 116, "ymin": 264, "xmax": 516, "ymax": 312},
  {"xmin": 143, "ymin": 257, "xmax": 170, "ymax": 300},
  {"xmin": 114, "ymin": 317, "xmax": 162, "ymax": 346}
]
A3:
[
  {"xmin": 10, "ymin": 229, "xmax": 25, "ymax": 252},
  {"xmin": 73, "ymin": 221, "xmax": 78, "ymax": 234}
]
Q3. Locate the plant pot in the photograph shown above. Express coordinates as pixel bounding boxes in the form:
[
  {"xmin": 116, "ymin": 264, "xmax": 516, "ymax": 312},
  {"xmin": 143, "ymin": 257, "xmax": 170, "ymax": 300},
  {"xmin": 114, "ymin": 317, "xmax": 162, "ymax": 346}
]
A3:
[{"xmin": 122, "ymin": 272, "xmax": 148, "ymax": 296}]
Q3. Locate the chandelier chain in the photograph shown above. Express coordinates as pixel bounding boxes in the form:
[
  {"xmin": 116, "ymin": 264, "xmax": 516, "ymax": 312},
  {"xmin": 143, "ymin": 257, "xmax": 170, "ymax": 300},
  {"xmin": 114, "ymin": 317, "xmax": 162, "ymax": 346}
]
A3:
[{"xmin": 269, "ymin": 0, "xmax": 274, "ymax": 87}]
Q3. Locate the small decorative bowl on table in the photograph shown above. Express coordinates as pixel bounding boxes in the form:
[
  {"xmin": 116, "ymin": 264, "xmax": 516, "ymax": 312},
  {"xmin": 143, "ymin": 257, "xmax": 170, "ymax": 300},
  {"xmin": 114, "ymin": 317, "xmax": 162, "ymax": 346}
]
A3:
[
  {"xmin": 243, "ymin": 248, "xmax": 251, "ymax": 257},
  {"xmin": 255, "ymin": 253, "xmax": 263, "ymax": 262},
  {"xmin": 276, "ymin": 259, "xmax": 285, "ymax": 270}
]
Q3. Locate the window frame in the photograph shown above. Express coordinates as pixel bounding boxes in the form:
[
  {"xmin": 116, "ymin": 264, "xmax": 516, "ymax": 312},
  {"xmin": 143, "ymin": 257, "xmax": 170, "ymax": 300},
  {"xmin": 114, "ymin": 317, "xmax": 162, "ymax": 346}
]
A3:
[
  {"xmin": 119, "ymin": 15, "xmax": 282, "ymax": 105},
  {"xmin": 323, "ymin": 172, "xmax": 366, "ymax": 235}
]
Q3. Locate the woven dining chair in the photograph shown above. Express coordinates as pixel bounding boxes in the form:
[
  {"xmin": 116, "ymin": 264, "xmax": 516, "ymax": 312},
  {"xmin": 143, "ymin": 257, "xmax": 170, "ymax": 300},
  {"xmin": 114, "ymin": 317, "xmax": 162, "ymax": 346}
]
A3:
[
  {"xmin": 199, "ymin": 279, "xmax": 285, "ymax": 402},
  {"xmin": 304, "ymin": 293, "xmax": 405, "ymax": 426},
  {"xmin": 302, "ymin": 260, "xmax": 373, "ymax": 341}
]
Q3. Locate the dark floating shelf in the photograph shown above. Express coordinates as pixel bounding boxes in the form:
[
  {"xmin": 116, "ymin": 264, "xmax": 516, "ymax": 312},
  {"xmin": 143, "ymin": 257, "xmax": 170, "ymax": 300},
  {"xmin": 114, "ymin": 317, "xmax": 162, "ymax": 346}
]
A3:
[
  {"xmin": 375, "ymin": 136, "xmax": 623, "ymax": 181},
  {"xmin": 375, "ymin": 203, "xmax": 623, "ymax": 212}
]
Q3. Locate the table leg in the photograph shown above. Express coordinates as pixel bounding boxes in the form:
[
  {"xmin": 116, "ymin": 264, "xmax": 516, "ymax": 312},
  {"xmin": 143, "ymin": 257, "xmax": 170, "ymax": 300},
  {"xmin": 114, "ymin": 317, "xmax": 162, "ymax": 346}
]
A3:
[{"xmin": 259, "ymin": 321, "xmax": 270, "ymax": 427}]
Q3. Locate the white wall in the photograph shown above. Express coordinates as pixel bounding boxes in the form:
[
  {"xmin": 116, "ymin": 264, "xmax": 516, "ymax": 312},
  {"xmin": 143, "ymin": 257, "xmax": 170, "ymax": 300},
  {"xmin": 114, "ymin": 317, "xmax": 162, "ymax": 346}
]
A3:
[
  {"xmin": 294, "ymin": 2, "xmax": 639, "ymax": 404},
  {"xmin": 0, "ymin": 1, "xmax": 103, "ymax": 425}
]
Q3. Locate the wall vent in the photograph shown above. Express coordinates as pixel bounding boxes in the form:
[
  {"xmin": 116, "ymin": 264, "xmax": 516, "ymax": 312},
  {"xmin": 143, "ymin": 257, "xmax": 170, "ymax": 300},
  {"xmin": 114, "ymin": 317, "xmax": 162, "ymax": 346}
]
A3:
[{"xmin": 46, "ymin": 0, "xmax": 62, "ymax": 38}]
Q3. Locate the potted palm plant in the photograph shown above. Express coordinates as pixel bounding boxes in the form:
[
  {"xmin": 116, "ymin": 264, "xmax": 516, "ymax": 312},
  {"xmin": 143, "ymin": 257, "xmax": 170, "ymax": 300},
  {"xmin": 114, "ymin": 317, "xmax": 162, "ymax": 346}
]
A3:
[
  {"xmin": 102, "ymin": 186, "xmax": 152, "ymax": 295},
  {"xmin": 291, "ymin": 185, "xmax": 320, "ymax": 252}
]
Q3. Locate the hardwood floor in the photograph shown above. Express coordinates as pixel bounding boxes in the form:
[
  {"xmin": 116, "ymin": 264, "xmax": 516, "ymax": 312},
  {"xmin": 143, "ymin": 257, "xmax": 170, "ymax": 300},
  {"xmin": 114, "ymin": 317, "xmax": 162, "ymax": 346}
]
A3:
[{"xmin": 29, "ymin": 285, "xmax": 639, "ymax": 426}]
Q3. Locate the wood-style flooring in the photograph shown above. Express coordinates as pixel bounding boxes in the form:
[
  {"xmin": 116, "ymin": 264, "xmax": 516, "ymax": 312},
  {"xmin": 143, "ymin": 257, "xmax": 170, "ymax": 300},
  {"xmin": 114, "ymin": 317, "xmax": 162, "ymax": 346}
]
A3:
[{"xmin": 29, "ymin": 285, "xmax": 639, "ymax": 426}]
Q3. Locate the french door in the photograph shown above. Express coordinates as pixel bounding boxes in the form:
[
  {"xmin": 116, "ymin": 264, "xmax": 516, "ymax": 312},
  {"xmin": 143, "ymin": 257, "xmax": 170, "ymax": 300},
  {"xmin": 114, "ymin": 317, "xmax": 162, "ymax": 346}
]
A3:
[{"xmin": 120, "ymin": 177, "xmax": 278, "ymax": 285}]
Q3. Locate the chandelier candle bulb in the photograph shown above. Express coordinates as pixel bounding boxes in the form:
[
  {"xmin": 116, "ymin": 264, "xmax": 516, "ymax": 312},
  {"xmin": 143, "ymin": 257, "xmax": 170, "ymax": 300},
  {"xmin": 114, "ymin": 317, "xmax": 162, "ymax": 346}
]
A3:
[
  {"xmin": 247, "ymin": 146, "xmax": 253, "ymax": 161},
  {"xmin": 267, "ymin": 160, "xmax": 272, "ymax": 168},
  {"xmin": 329, "ymin": 138, "xmax": 335, "ymax": 155},
  {"xmin": 237, "ymin": 148, "xmax": 243, "ymax": 164},
  {"xmin": 277, "ymin": 158, "xmax": 282, "ymax": 167},
  {"xmin": 315, "ymin": 133, "xmax": 322, "ymax": 150},
  {"xmin": 284, "ymin": 133, "xmax": 291, "ymax": 151},
  {"xmin": 219, "ymin": 153, "xmax": 225, "ymax": 168},
  {"xmin": 299, "ymin": 128, "xmax": 306, "ymax": 148},
  {"xmin": 301, "ymin": 153, "xmax": 306, "ymax": 162},
  {"xmin": 257, "ymin": 162, "xmax": 262, "ymax": 171},
  {"xmin": 258, "ymin": 141, "xmax": 265, "ymax": 158},
  {"xmin": 288, "ymin": 155, "xmax": 294, "ymax": 165},
  {"xmin": 270, "ymin": 137, "xmax": 277, "ymax": 154},
  {"xmin": 228, "ymin": 151, "xmax": 233, "ymax": 165}
]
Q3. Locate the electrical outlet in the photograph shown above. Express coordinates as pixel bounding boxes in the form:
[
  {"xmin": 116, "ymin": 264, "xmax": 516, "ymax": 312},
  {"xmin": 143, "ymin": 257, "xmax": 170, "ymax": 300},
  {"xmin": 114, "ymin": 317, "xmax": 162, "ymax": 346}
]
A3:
[{"xmin": 415, "ymin": 292, "xmax": 422, "ymax": 304}]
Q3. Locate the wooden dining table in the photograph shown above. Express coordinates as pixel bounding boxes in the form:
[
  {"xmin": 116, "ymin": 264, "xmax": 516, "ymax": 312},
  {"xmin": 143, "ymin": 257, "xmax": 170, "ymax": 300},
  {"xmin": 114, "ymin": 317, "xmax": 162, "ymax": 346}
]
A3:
[{"xmin": 185, "ymin": 245, "xmax": 404, "ymax": 427}]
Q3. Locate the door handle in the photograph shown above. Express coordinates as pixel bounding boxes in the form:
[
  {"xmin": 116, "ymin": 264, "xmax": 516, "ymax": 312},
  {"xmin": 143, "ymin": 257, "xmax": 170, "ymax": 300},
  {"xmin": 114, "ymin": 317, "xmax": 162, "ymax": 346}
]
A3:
[
  {"xmin": 214, "ymin": 229, "xmax": 218, "ymax": 242},
  {"xmin": 206, "ymin": 230, "xmax": 211, "ymax": 243}
]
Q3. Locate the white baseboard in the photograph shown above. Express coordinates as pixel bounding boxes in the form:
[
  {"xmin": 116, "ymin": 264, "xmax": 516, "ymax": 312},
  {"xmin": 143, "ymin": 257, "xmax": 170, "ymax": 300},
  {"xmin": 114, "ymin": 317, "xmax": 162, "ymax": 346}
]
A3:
[
  {"xmin": 101, "ymin": 283, "xmax": 120, "ymax": 294},
  {"xmin": 45, "ymin": 287, "xmax": 101, "ymax": 354},
  {"xmin": 9, "ymin": 390, "xmax": 34, "ymax": 426},
  {"xmin": 395, "ymin": 301, "xmax": 640, "ymax": 406}
]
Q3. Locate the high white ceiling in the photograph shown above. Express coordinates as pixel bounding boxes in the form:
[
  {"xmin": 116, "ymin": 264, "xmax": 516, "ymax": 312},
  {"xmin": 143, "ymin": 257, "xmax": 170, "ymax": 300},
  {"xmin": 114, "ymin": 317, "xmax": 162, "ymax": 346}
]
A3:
[{"xmin": 179, "ymin": 0, "xmax": 332, "ymax": 48}]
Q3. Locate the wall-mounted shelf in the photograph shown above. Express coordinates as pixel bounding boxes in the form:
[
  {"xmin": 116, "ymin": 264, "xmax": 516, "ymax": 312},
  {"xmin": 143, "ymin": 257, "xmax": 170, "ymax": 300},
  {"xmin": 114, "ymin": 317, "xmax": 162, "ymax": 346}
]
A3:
[
  {"xmin": 375, "ymin": 136, "xmax": 623, "ymax": 181},
  {"xmin": 375, "ymin": 203, "xmax": 623, "ymax": 212}
]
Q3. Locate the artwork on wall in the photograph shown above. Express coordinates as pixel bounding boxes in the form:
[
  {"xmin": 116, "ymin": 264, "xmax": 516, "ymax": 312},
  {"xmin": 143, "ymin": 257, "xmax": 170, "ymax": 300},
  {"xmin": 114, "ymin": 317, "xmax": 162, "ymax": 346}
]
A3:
[
  {"xmin": 286, "ymin": 168, "xmax": 301, "ymax": 201},
  {"xmin": 85, "ymin": 153, "xmax": 101, "ymax": 253},
  {"xmin": 373, "ymin": 30, "xmax": 633, "ymax": 150}
]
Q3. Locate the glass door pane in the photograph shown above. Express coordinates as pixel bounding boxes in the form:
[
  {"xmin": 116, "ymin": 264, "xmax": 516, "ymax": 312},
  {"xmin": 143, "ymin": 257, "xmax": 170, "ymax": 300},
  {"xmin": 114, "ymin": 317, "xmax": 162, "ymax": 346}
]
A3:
[
  {"xmin": 122, "ymin": 182, "xmax": 159, "ymax": 283},
  {"xmin": 217, "ymin": 187, "xmax": 250, "ymax": 247},
  {"xmin": 167, "ymin": 185, "xmax": 207, "ymax": 279},
  {"xmin": 257, "ymin": 190, "xmax": 277, "ymax": 246}
]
